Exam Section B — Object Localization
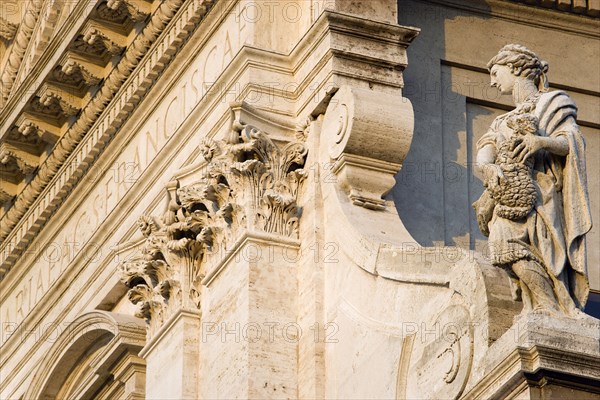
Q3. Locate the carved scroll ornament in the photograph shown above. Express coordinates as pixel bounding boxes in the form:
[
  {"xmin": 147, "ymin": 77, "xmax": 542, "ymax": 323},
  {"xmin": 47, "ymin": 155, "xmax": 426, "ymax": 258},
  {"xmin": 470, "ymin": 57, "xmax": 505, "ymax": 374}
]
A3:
[{"xmin": 321, "ymin": 86, "xmax": 414, "ymax": 210}]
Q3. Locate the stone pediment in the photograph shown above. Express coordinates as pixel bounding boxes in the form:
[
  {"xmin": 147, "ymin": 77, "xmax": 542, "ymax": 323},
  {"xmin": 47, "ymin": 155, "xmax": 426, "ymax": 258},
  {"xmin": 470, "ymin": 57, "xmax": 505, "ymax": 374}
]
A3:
[{"xmin": 0, "ymin": 1, "xmax": 419, "ymax": 281}]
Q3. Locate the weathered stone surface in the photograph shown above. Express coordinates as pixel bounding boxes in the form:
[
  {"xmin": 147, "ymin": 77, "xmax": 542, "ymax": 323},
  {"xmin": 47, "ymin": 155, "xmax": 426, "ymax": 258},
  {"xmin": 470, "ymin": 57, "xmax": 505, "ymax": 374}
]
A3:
[{"xmin": 0, "ymin": 0, "xmax": 598, "ymax": 399}]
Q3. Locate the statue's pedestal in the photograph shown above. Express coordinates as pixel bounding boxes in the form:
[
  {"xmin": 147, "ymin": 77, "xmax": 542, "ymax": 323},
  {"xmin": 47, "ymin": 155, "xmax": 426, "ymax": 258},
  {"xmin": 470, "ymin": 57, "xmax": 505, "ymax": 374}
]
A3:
[{"xmin": 464, "ymin": 314, "xmax": 600, "ymax": 399}]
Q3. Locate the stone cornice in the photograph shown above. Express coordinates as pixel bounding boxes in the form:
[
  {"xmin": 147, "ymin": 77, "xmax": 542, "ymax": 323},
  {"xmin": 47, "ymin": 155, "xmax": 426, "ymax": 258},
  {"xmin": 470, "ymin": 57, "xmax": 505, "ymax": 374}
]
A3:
[
  {"xmin": 507, "ymin": 0, "xmax": 600, "ymax": 17},
  {"xmin": 0, "ymin": 0, "xmax": 43, "ymax": 104},
  {"xmin": 0, "ymin": 6, "xmax": 419, "ymax": 278},
  {"xmin": 462, "ymin": 344, "xmax": 600, "ymax": 399},
  {"xmin": 419, "ymin": 0, "xmax": 600, "ymax": 38},
  {"xmin": 0, "ymin": 0, "xmax": 217, "ymax": 275},
  {"xmin": 0, "ymin": 7, "xmax": 423, "ymax": 391},
  {"xmin": 0, "ymin": 12, "xmax": 421, "ymax": 380}
]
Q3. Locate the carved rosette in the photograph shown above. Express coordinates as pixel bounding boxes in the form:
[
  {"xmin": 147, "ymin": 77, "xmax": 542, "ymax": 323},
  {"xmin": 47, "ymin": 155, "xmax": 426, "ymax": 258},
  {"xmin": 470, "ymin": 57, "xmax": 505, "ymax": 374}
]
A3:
[{"xmin": 119, "ymin": 121, "xmax": 307, "ymax": 335}]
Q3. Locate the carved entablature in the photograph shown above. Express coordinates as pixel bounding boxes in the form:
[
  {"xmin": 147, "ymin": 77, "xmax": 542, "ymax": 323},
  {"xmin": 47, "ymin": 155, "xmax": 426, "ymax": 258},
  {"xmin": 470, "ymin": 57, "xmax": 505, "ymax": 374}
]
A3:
[
  {"xmin": 119, "ymin": 117, "xmax": 307, "ymax": 336},
  {"xmin": 0, "ymin": 0, "xmax": 218, "ymax": 274},
  {"xmin": 0, "ymin": 0, "xmax": 198, "ymax": 216}
]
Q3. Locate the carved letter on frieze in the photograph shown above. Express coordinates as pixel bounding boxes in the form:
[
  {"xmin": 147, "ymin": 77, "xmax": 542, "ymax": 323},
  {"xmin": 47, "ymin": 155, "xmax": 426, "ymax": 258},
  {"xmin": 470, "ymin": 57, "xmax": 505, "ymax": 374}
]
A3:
[
  {"xmin": 120, "ymin": 119, "xmax": 307, "ymax": 337},
  {"xmin": 473, "ymin": 44, "xmax": 593, "ymax": 318}
]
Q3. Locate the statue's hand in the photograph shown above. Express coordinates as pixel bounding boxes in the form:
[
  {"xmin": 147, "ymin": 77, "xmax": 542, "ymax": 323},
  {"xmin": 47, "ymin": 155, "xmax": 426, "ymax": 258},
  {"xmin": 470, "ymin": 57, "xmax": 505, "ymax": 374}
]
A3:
[
  {"xmin": 483, "ymin": 164, "xmax": 504, "ymax": 190},
  {"xmin": 512, "ymin": 135, "xmax": 543, "ymax": 163},
  {"xmin": 472, "ymin": 190, "xmax": 495, "ymax": 237}
]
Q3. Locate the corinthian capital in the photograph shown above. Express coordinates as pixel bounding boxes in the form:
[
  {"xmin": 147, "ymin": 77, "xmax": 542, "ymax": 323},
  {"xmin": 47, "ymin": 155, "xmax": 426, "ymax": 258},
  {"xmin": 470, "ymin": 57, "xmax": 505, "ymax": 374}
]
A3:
[{"xmin": 119, "ymin": 108, "xmax": 308, "ymax": 338}]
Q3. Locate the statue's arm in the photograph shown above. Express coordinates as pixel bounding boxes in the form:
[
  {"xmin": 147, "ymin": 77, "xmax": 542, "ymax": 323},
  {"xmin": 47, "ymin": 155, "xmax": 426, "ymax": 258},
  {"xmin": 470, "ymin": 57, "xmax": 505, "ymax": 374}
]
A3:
[
  {"xmin": 473, "ymin": 144, "xmax": 498, "ymax": 237},
  {"xmin": 477, "ymin": 144, "xmax": 502, "ymax": 187},
  {"xmin": 543, "ymin": 115, "xmax": 579, "ymax": 156},
  {"xmin": 537, "ymin": 135, "xmax": 569, "ymax": 156},
  {"xmin": 512, "ymin": 116, "xmax": 578, "ymax": 161}
]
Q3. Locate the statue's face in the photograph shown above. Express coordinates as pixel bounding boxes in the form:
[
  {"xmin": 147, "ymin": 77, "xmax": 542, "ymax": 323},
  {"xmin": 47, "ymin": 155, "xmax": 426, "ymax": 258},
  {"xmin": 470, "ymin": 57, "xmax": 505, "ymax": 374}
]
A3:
[{"xmin": 490, "ymin": 64, "xmax": 516, "ymax": 95}]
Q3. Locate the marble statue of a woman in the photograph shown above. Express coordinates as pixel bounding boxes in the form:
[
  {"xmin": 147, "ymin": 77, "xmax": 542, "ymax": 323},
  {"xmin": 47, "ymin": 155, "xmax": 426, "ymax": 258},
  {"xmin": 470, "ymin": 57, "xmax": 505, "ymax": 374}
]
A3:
[{"xmin": 474, "ymin": 44, "xmax": 592, "ymax": 317}]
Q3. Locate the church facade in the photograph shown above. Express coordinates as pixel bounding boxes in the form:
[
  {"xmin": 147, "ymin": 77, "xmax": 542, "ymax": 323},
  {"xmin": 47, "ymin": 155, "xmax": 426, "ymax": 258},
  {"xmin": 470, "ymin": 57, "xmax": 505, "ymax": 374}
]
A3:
[{"xmin": 1, "ymin": 0, "xmax": 599, "ymax": 399}]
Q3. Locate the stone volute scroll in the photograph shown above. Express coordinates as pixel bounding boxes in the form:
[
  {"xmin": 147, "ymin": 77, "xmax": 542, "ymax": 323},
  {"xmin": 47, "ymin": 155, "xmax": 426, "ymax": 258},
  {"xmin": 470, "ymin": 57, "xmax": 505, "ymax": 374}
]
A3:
[
  {"xmin": 473, "ymin": 44, "xmax": 593, "ymax": 319},
  {"xmin": 321, "ymin": 86, "xmax": 414, "ymax": 210}
]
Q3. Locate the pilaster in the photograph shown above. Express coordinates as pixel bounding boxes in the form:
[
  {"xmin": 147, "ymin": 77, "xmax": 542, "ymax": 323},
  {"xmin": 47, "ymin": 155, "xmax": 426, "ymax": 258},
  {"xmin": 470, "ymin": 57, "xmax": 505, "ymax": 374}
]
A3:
[{"xmin": 139, "ymin": 310, "xmax": 201, "ymax": 400}]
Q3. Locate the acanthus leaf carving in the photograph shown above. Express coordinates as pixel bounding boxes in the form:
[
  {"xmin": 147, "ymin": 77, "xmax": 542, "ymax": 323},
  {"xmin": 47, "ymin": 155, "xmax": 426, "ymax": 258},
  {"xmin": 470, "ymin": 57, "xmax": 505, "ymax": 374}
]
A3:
[
  {"xmin": 0, "ymin": 142, "xmax": 39, "ymax": 176},
  {"xmin": 16, "ymin": 113, "xmax": 61, "ymax": 145},
  {"xmin": 83, "ymin": 28, "xmax": 126, "ymax": 56},
  {"xmin": 107, "ymin": 0, "xmax": 151, "ymax": 22},
  {"xmin": 64, "ymin": 62, "xmax": 102, "ymax": 86},
  {"xmin": 120, "ymin": 119, "xmax": 307, "ymax": 337},
  {"xmin": 38, "ymin": 86, "xmax": 81, "ymax": 118},
  {"xmin": 57, "ymin": 54, "xmax": 105, "ymax": 87},
  {"xmin": 0, "ymin": 17, "xmax": 18, "ymax": 41}
]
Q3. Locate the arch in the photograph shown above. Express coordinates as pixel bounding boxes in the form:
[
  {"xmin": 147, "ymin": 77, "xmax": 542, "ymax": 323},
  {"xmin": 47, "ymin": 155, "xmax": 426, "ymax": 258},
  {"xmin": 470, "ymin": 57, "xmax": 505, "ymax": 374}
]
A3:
[{"xmin": 24, "ymin": 310, "xmax": 146, "ymax": 400}]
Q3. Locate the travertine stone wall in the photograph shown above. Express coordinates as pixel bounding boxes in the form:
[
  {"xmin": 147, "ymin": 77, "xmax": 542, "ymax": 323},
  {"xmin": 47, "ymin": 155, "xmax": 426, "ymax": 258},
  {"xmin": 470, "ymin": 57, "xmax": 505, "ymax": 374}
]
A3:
[{"xmin": 1, "ymin": 1, "xmax": 599, "ymax": 399}]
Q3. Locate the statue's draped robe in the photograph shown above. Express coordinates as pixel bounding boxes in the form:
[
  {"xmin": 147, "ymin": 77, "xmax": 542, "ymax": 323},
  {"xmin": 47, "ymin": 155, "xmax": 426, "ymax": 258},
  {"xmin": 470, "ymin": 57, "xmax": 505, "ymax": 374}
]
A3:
[{"xmin": 477, "ymin": 91, "xmax": 592, "ymax": 313}]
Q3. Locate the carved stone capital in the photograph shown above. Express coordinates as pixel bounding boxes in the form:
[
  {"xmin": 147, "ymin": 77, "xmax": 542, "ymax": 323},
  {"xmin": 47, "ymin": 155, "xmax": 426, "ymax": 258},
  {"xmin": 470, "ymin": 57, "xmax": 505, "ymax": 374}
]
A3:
[
  {"xmin": 321, "ymin": 85, "xmax": 414, "ymax": 210},
  {"xmin": 120, "ymin": 109, "xmax": 307, "ymax": 337}
]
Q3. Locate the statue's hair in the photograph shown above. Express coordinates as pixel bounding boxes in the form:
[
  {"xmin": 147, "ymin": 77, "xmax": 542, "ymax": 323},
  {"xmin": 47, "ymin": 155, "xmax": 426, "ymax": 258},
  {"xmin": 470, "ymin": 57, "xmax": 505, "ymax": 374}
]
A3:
[{"xmin": 487, "ymin": 44, "xmax": 549, "ymax": 88}]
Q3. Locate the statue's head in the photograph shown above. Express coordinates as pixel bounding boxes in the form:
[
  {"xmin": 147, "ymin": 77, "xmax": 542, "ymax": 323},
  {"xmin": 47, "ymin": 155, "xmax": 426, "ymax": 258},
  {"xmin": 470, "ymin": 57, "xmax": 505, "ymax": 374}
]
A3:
[{"xmin": 487, "ymin": 44, "xmax": 549, "ymax": 94}]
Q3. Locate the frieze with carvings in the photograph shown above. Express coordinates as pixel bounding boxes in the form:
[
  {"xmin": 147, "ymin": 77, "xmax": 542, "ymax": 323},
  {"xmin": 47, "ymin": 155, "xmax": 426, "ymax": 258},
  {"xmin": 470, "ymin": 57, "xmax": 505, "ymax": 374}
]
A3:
[{"xmin": 119, "ymin": 120, "xmax": 307, "ymax": 335}]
